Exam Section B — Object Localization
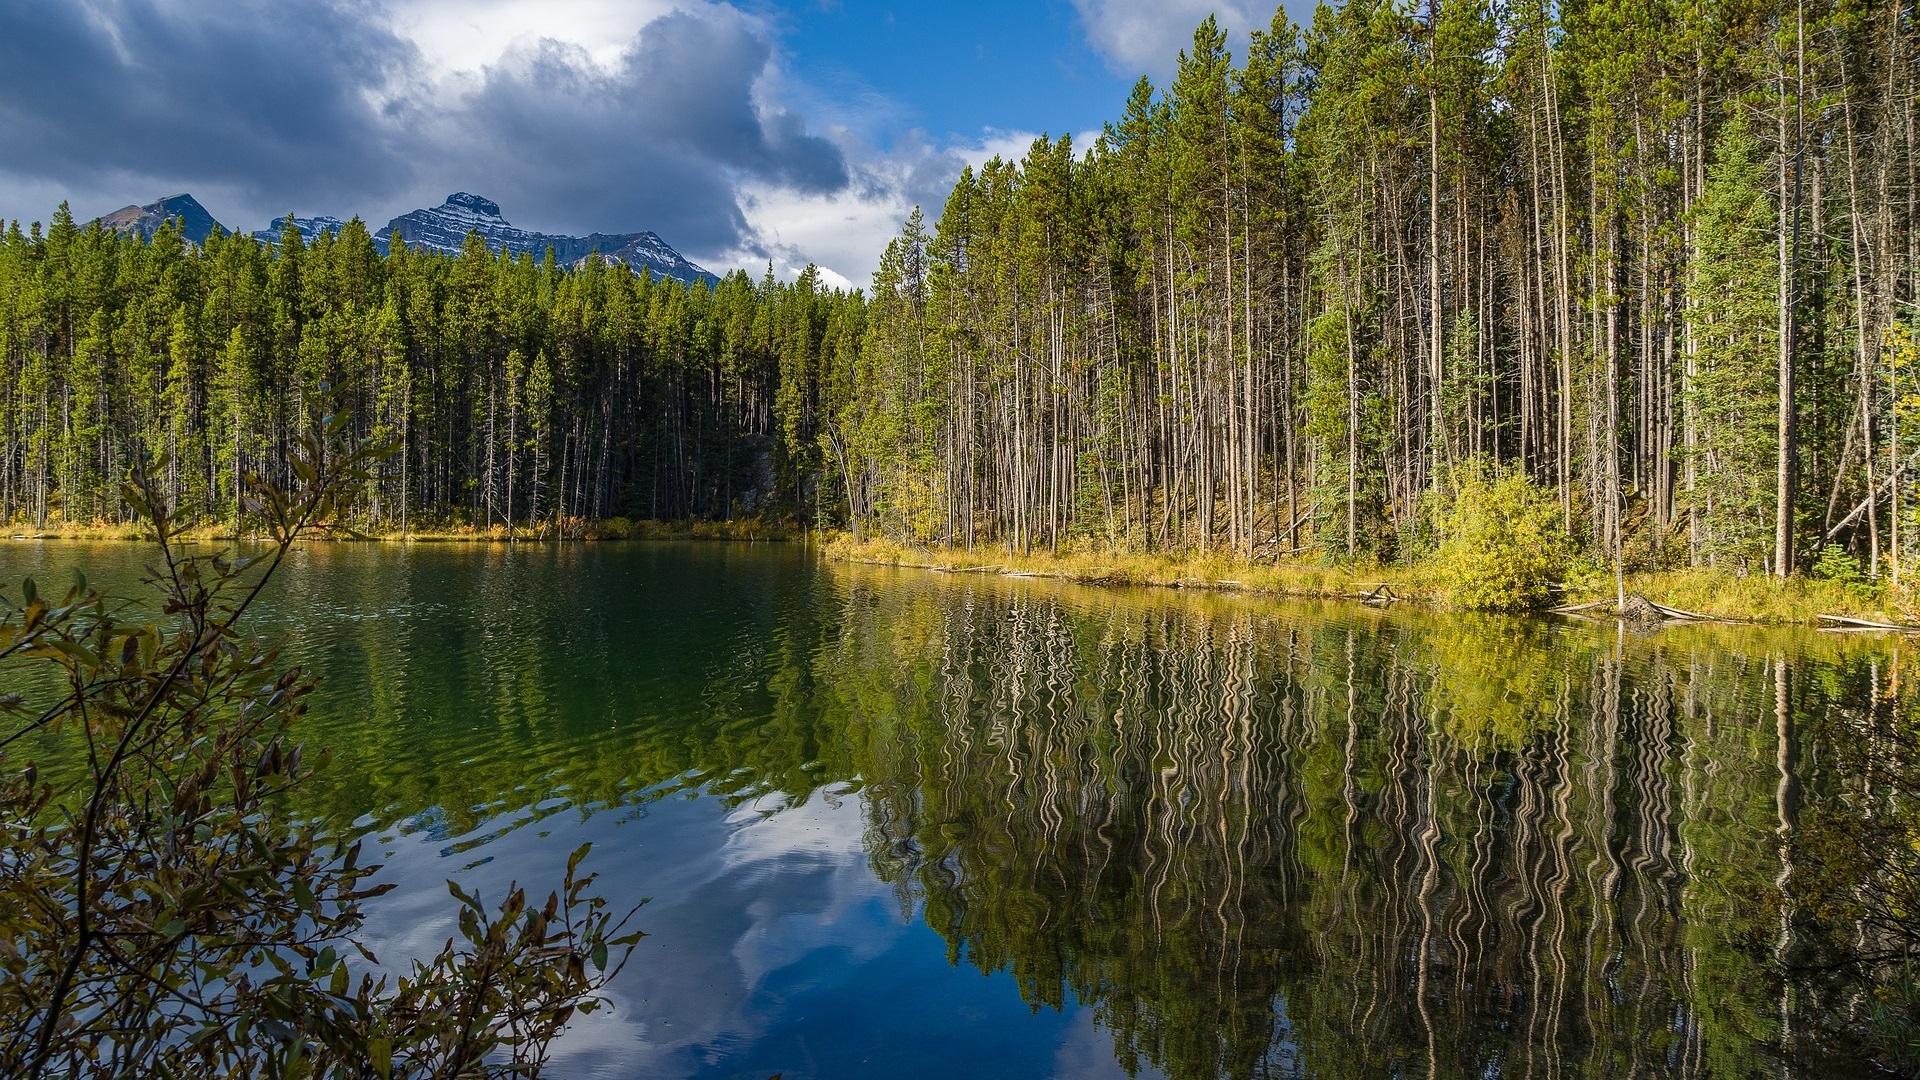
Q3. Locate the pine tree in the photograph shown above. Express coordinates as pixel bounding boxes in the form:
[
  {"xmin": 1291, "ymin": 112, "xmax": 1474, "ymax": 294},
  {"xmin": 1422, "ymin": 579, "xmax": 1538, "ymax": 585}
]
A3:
[{"xmin": 1685, "ymin": 117, "xmax": 1782, "ymax": 570}]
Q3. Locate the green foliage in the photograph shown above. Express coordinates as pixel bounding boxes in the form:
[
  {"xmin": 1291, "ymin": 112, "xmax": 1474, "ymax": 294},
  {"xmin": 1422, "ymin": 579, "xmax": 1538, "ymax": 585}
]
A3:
[
  {"xmin": 1431, "ymin": 461, "xmax": 1572, "ymax": 610},
  {"xmin": 1682, "ymin": 116, "xmax": 1780, "ymax": 572},
  {"xmin": 1806, "ymin": 544, "xmax": 1890, "ymax": 606},
  {"xmin": 1811, "ymin": 544, "xmax": 1864, "ymax": 585},
  {"xmin": 1863, "ymin": 968, "xmax": 1920, "ymax": 1076},
  {"xmin": 8, "ymin": 0, "xmax": 1919, "ymax": 580},
  {"xmin": 0, "ymin": 421, "xmax": 639, "ymax": 1077}
]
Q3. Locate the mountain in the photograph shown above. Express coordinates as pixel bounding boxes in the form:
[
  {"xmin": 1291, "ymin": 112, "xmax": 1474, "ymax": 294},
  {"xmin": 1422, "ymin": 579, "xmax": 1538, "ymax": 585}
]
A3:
[
  {"xmin": 94, "ymin": 191, "xmax": 717, "ymax": 287},
  {"xmin": 96, "ymin": 194, "xmax": 222, "ymax": 245},
  {"xmin": 251, "ymin": 215, "xmax": 353, "ymax": 247},
  {"xmin": 377, "ymin": 193, "xmax": 718, "ymax": 285}
]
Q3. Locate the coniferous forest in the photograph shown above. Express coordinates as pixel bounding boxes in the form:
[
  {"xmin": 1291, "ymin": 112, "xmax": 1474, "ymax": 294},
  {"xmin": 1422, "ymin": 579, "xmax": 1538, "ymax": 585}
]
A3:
[
  {"xmin": 0, "ymin": 220, "xmax": 866, "ymax": 535},
  {"xmin": 4, "ymin": 0, "xmax": 1919, "ymax": 580}
]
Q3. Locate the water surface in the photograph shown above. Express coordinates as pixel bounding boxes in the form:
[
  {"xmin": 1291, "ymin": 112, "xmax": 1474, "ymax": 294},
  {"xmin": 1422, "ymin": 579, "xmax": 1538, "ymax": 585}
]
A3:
[{"xmin": 1, "ymin": 541, "xmax": 1899, "ymax": 1078}]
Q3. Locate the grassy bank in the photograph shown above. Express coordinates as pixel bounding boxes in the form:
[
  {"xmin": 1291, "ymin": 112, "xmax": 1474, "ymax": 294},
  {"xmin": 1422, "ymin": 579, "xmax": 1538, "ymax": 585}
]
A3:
[
  {"xmin": 1602, "ymin": 569, "xmax": 1912, "ymax": 626},
  {"xmin": 822, "ymin": 535, "xmax": 1916, "ymax": 627},
  {"xmin": 822, "ymin": 534, "xmax": 1441, "ymax": 599}
]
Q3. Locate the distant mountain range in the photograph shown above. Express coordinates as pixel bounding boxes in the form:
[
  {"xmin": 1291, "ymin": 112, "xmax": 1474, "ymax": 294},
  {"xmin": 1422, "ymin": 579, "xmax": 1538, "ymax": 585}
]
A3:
[{"xmin": 93, "ymin": 192, "xmax": 717, "ymax": 286}]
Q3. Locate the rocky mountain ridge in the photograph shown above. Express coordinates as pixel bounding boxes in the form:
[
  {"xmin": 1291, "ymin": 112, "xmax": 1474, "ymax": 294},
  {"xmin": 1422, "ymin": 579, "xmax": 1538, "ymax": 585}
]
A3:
[
  {"xmin": 375, "ymin": 193, "xmax": 717, "ymax": 284},
  {"xmin": 250, "ymin": 215, "xmax": 350, "ymax": 247},
  {"xmin": 96, "ymin": 194, "xmax": 223, "ymax": 245},
  {"xmin": 95, "ymin": 192, "xmax": 716, "ymax": 286}
]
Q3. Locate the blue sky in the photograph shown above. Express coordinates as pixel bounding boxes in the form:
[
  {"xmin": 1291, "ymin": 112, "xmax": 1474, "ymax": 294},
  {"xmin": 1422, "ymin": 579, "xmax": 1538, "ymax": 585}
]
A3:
[
  {"xmin": 0, "ymin": 0, "xmax": 1301, "ymax": 286},
  {"xmin": 770, "ymin": 1, "xmax": 1128, "ymax": 143}
]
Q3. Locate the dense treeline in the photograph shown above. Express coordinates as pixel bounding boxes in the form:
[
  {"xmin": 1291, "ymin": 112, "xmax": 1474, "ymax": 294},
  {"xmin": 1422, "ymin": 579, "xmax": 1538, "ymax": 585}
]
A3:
[
  {"xmin": 0, "ymin": 212, "xmax": 864, "ymax": 533},
  {"xmin": 5, "ymin": 0, "xmax": 1918, "ymax": 575},
  {"xmin": 848, "ymin": 0, "xmax": 1920, "ymax": 578}
]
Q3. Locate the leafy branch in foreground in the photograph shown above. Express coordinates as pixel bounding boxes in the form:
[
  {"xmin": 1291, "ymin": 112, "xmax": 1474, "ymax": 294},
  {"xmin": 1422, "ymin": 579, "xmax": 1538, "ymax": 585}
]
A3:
[{"xmin": 0, "ymin": 413, "xmax": 641, "ymax": 1078}]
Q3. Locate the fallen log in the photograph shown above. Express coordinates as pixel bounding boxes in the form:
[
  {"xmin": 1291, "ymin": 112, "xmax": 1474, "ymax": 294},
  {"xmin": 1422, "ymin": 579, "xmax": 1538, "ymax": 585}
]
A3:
[
  {"xmin": 1645, "ymin": 599, "xmax": 1708, "ymax": 621},
  {"xmin": 1816, "ymin": 614, "xmax": 1920, "ymax": 631},
  {"xmin": 1550, "ymin": 599, "xmax": 1614, "ymax": 614}
]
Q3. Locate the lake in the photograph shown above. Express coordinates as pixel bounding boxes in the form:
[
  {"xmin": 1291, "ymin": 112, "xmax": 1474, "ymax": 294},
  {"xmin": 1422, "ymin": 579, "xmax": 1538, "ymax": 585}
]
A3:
[{"xmin": 2, "ymin": 541, "xmax": 1903, "ymax": 1078}]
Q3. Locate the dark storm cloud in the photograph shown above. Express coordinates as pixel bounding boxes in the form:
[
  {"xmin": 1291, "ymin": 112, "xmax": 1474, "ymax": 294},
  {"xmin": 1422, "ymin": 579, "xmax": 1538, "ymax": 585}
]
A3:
[
  {"xmin": 0, "ymin": 1, "xmax": 851, "ymax": 254},
  {"xmin": 441, "ymin": 7, "xmax": 849, "ymax": 253},
  {"xmin": 0, "ymin": 0, "xmax": 416, "ymax": 209}
]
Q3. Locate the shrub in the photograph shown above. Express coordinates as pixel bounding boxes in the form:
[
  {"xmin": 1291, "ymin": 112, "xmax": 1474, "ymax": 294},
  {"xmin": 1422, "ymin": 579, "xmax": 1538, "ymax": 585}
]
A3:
[
  {"xmin": 1432, "ymin": 462, "xmax": 1572, "ymax": 611},
  {"xmin": 592, "ymin": 516, "xmax": 636, "ymax": 540}
]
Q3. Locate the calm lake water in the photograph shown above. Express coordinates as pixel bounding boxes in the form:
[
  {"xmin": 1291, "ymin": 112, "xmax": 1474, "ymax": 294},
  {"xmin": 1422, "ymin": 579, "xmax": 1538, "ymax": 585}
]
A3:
[{"xmin": 2, "ymin": 541, "xmax": 1903, "ymax": 1078}]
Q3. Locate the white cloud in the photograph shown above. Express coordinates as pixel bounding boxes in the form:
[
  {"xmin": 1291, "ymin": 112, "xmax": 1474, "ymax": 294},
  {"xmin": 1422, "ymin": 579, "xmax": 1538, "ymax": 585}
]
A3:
[
  {"xmin": 384, "ymin": 3, "xmax": 1111, "ymax": 289},
  {"xmin": 713, "ymin": 130, "xmax": 934, "ymax": 289},
  {"xmin": 1068, "ymin": 0, "xmax": 1268, "ymax": 77},
  {"xmin": 713, "ymin": 123, "xmax": 1137, "ymax": 290},
  {"xmin": 958, "ymin": 128, "xmax": 1054, "ymax": 170},
  {"xmin": 387, "ymin": 0, "xmax": 687, "ymax": 74},
  {"xmin": 725, "ymin": 182, "xmax": 869, "ymax": 290}
]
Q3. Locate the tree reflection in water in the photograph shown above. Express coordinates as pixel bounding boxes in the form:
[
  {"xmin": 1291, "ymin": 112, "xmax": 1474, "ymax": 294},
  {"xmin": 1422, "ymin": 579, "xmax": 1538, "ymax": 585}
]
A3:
[{"xmin": 815, "ymin": 569, "xmax": 1908, "ymax": 1078}]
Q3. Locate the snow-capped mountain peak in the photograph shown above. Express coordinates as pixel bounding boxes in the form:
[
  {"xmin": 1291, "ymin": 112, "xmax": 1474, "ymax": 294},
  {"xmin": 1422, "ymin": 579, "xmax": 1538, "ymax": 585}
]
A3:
[
  {"xmin": 441, "ymin": 192, "xmax": 503, "ymax": 219},
  {"xmin": 251, "ymin": 215, "xmax": 351, "ymax": 246},
  {"xmin": 377, "ymin": 194, "xmax": 718, "ymax": 285}
]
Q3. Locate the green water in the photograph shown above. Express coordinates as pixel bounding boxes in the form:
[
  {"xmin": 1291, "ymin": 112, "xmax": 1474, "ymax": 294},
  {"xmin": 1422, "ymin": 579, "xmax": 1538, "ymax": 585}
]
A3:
[{"xmin": 0, "ymin": 541, "xmax": 1902, "ymax": 1079}]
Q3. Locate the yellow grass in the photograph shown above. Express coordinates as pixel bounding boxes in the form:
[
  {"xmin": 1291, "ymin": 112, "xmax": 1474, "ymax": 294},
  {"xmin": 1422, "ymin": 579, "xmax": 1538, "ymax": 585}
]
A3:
[
  {"xmin": 1578, "ymin": 569, "xmax": 1914, "ymax": 626},
  {"xmin": 821, "ymin": 534, "xmax": 1444, "ymax": 602},
  {"xmin": 823, "ymin": 535, "xmax": 1918, "ymax": 627}
]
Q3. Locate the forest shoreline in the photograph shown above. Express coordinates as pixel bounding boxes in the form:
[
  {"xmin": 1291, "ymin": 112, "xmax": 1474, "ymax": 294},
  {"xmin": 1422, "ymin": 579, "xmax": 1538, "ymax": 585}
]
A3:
[
  {"xmin": 2, "ymin": 518, "xmax": 800, "ymax": 544},
  {"xmin": 12, "ymin": 523, "xmax": 1914, "ymax": 627},
  {"xmin": 822, "ymin": 535, "xmax": 1918, "ymax": 629}
]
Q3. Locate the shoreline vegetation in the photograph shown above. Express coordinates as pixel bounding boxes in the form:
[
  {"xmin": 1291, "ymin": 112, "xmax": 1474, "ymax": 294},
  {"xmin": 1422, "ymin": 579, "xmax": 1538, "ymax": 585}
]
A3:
[
  {"xmin": 14, "ymin": 520, "xmax": 1907, "ymax": 627},
  {"xmin": 821, "ymin": 534, "xmax": 1917, "ymax": 629}
]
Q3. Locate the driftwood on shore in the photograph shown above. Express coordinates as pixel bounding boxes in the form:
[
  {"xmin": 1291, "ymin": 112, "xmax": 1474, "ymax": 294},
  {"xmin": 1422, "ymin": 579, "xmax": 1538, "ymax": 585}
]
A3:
[
  {"xmin": 1641, "ymin": 597, "xmax": 1712, "ymax": 621},
  {"xmin": 1356, "ymin": 583, "xmax": 1398, "ymax": 605}
]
